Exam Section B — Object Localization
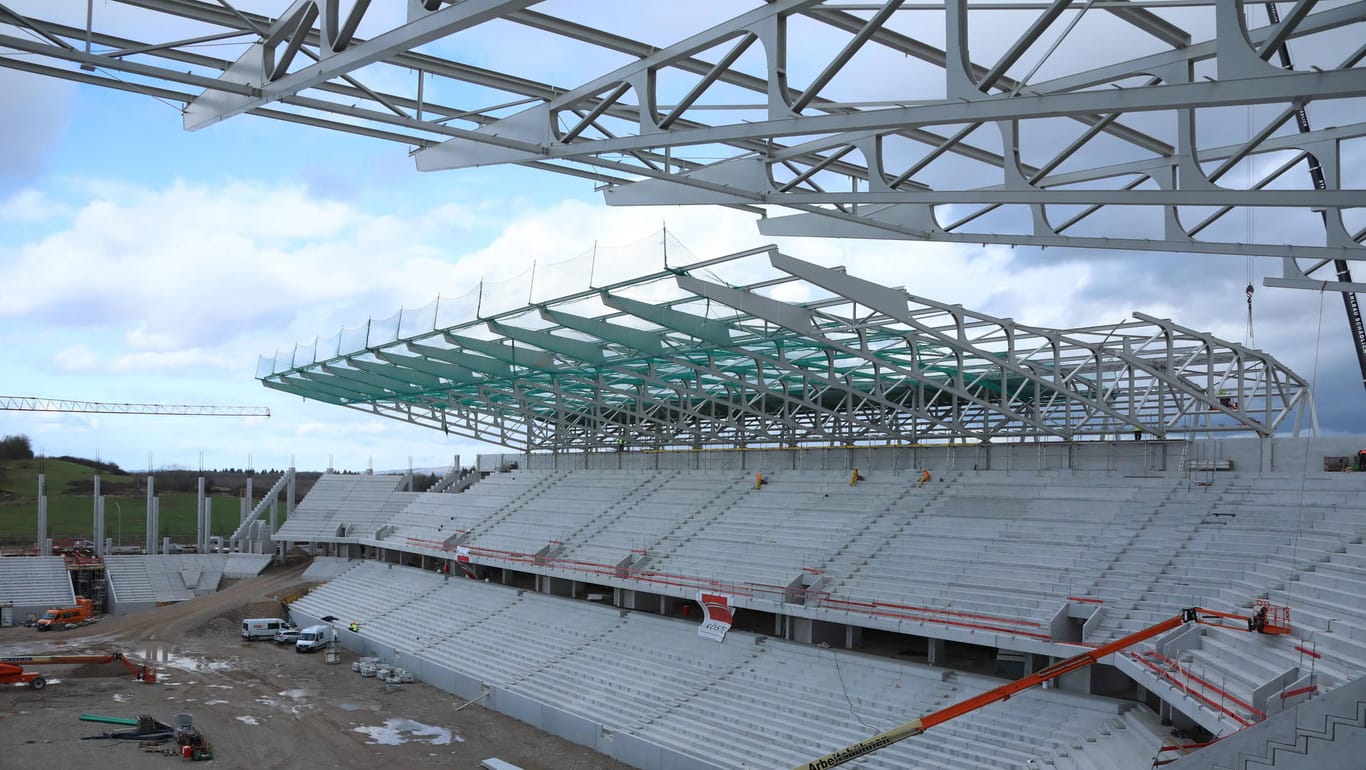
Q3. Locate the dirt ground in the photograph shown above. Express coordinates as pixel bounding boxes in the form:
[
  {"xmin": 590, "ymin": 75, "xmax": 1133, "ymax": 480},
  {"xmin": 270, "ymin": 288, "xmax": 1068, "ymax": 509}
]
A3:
[{"xmin": 0, "ymin": 559, "xmax": 632, "ymax": 770}]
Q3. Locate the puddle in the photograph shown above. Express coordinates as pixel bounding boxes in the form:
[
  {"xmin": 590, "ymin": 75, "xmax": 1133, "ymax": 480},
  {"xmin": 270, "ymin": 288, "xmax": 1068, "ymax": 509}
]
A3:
[
  {"xmin": 256, "ymin": 696, "xmax": 313, "ymax": 717},
  {"xmin": 352, "ymin": 718, "xmax": 459, "ymax": 746},
  {"xmin": 338, "ymin": 702, "xmax": 378, "ymax": 712},
  {"xmin": 236, "ymin": 716, "xmax": 258, "ymax": 726},
  {"xmin": 159, "ymin": 653, "xmax": 235, "ymax": 673}
]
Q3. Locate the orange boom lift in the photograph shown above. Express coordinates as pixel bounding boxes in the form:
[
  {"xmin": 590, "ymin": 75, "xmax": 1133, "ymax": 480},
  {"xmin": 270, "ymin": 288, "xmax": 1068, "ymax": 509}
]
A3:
[
  {"xmin": 0, "ymin": 652, "xmax": 158, "ymax": 690},
  {"xmin": 796, "ymin": 603, "xmax": 1290, "ymax": 770}
]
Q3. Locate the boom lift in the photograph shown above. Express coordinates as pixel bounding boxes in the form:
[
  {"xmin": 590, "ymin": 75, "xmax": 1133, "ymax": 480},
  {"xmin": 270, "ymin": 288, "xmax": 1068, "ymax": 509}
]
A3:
[
  {"xmin": 0, "ymin": 652, "xmax": 158, "ymax": 690},
  {"xmin": 795, "ymin": 604, "xmax": 1290, "ymax": 770}
]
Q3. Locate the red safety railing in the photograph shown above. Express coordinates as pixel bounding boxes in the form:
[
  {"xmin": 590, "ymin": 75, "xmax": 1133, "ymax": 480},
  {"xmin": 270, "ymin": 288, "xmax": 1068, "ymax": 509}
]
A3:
[
  {"xmin": 401, "ymin": 535, "xmax": 1052, "ymax": 639},
  {"xmin": 1130, "ymin": 649, "xmax": 1265, "ymax": 726}
]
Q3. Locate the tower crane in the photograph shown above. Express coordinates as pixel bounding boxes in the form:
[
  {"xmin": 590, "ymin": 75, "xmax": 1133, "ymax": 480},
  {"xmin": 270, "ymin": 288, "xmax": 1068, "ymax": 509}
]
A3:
[{"xmin": 0, "ymin": 397, "xmax": 269, "ymax": 417}]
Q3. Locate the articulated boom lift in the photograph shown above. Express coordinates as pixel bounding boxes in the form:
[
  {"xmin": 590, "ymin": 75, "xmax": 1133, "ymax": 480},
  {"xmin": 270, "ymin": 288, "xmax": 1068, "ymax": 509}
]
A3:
[
  {"xmin": 797, "ymin": 604, "xmax": 1290, "ymax": 770},
  {"xmin": 0, "ymin": 652, "xmax": 158, "ymax": 690}
]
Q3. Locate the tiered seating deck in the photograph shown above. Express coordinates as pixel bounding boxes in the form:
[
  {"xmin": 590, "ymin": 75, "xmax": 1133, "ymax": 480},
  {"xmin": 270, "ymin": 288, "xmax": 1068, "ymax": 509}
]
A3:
[
  {"xmin": 294, "ymin": 563, "xmax": 1163, "ymax": 770},
  {"xmin": 0, "ymin": 556, "xmax": 74, "ymax": 614},
  {"xmin": 384, "ymin": 470, "xmax": 556, "ymax": 547},
  {"xmin": 275, "ymin": 473, "xmax": 411, "ymax": 541},
  {"xmin": 466, "ymin": 470, "xmax": 658, "ymax": 555}
]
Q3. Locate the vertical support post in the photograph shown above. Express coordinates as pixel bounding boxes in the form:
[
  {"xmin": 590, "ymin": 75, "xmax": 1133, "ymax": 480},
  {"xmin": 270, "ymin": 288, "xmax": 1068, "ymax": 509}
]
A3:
[
  {"xmin": 927, "ymin": 637, "xmax": 946, "ymax": 666},
  {"xmin": 287, "ymin": 467, "xmax": 297, "ymax": 518},
  {"xmin": 94, "ymin": 496, "xmax": 105, "ymax": 557},
  {"xmin": 37, "ymin": 473, "xmax": 48, "ymax": 556},
  {"xmin": 145, "ymin": 474, "xmax": 156, "ymax": 554},
  {"xmin": 204, "ymin": 497, "xmax": 213, "ymax": 552},
  {"xmin": 196, "ymin": 476, "xmax": 206, "ymax": 552},
  {"xmin": 151, "ymin": 497, "xmax": 160, "ymax": 555},
  {"xmin": 92, "ymin": 473, "xmax": 100, "ymax": 546}
]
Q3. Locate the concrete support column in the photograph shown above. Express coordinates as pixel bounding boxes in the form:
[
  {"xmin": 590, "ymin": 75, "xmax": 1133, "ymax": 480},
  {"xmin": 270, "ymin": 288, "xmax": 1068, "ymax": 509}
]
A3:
[
  {"xmin": 196, "ymin": 477, "xmax": 206, "ymax": 552},
  {"xmin": 150, "ymin": 497, "xmax": 160, "ymax": 554},
  {"xmin": 286, "ymin": 467, "xmax": 296, "ymax": 517},
  {"xmin": 94, "ymin": 496, "xmax": 106, "ymax": 557},
  {"xmin": 1058, "ymin": 660, "xmax": 1092, "ymax": 695},
  {"xmin": 92, "ymin": 474, "xmax": 101, "ymax": 547},
  {"xmin": 145, "ymin": 475, "xmax": 156, "ymax": 554},
  {"xmin": 204, "ymin": 498, "xmax": 213, "ymax": 551},
  {"xmin": 927, "ymin": 637, "xmax": 947, "ymax": 666},
  {"xmin": 37, "ymin": 473, "xmax": 48, "ymax": 556},
  {"xmin": 845, "ymin": 624, "xmax": 862, "ymax": 650}
]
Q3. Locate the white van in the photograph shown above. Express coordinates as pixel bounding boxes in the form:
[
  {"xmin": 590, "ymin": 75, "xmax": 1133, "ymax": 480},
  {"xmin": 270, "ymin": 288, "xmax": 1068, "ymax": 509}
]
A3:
[
  {"xmin": 295, "ymin": 624, "xmax": 334, "ymax": 653},
  {"xmin": 241, "ymin": 618, "xmax": 292, "ymax": 641}
]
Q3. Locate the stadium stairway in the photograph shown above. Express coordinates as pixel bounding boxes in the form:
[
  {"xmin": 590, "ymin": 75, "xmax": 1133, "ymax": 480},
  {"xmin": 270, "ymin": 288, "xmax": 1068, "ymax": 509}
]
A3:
[{"xmin": 1162, "ymin": 675, "xmax": 1366, "ymax": 770}]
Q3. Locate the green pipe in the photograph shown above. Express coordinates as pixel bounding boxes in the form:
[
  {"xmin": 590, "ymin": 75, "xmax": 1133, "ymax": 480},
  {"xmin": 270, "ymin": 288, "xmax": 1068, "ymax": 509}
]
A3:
[{"xmin": 79, "ymin": 714, "xmax": 139, "ymax": 726}]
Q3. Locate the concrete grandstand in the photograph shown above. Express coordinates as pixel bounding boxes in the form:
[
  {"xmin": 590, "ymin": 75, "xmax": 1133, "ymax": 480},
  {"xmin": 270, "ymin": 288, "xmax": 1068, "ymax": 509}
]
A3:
[{"xmin": 256, "ymin": 249, "xmax": 1366, "ymax": 769}]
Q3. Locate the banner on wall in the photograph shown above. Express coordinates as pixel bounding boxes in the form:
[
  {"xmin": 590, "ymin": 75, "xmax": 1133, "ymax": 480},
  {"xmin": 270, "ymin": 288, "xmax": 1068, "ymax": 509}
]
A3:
[
  {"xmin": 454, "ymin": 545, "xmax": 475, "ymax": 578},
  {"xmin": 697, "ymin": 591, "xmax": 735, "ymax": 642}
]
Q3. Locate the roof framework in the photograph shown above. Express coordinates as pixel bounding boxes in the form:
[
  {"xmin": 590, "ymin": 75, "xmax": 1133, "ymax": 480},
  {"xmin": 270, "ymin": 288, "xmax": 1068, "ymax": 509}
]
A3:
[
  {"xmin": 2, "ymin": 0, "xmax": 1362, "ymax": 271},
  {"xmin": 258, "ymin": 248, "xmax": 1312, "ymax": 450},
  {"xmin": 0, "ymin": 1, "xmax": 1336, "ymax": 446}
]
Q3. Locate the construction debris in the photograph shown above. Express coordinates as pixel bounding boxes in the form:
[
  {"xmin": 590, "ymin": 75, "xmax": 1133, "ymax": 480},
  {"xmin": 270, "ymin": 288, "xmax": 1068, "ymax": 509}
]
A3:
[{"xmin": 352, "ymin": 656, "xmax": 414, "ymax": 684}]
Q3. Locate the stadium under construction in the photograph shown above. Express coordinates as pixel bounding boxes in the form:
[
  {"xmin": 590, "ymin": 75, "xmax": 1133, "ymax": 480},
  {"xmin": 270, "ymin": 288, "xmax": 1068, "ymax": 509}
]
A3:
[
  {"xmin": 248, "ymin": 246, "xmax": 1364, "ymax": 769},
  {"xmin": 4, "ymin": 1, "xmax": 1366, "ymax": 768}
]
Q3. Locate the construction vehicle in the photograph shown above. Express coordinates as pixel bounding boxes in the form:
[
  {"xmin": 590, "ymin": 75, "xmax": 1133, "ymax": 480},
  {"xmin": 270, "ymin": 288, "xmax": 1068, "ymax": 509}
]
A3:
[
  {"xmin": 0, "ymin": 660, "xmax": 49, "ymax": 689},
  {"xmin": 795, "ymin": 602, "xmax": 1290, "ymax": 769},
  {"xmin": 35, "ymin": 597, "xmax": 96, "ymax": 631},
  {"xmin": 0, "ymin": 652, "xmax": 158, "ymax": 687}
]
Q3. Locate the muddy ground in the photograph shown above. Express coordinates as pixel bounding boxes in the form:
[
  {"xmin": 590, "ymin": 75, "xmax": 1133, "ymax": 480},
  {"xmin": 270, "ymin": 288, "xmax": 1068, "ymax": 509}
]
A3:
[{"xmin": 0, "ymin": 559, "xmax": 631, "ymax": 770}]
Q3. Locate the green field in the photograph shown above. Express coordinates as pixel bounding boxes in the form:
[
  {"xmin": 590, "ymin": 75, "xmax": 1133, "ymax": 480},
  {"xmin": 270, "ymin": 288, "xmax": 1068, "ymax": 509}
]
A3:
[{"xmin": 0, "ymin": 458, "xmax": 295, "ymax": 548}]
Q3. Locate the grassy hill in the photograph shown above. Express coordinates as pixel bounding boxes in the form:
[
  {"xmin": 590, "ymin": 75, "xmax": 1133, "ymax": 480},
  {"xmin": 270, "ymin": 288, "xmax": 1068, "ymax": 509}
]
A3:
[{"xmin": 0, "ymin": 458, "xmax": 319, "ymax": 549}]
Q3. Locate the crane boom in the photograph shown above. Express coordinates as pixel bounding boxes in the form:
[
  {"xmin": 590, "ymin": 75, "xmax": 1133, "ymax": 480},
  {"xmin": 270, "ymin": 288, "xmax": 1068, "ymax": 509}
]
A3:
[
  {"xmin": 794, "ymin": 606, "xmax": 1288, "ymax": 770},
  {"xmin": 0, "ymin": 396, "xmax": 269, "ymax": 417}
]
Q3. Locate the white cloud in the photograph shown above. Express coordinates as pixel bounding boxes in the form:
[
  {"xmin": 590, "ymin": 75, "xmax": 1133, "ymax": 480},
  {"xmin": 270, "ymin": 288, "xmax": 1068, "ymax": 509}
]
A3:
[
  {"xmin": 0, "ymin": 188, "xmax": 70, "ymax": 224},
  {"xmin": 52, "ymin": 344, "xmax": 98, "ymax": 373},
  {"xmin": 109, "ymin": 349, "xmax": 233, "ymax": 375}
]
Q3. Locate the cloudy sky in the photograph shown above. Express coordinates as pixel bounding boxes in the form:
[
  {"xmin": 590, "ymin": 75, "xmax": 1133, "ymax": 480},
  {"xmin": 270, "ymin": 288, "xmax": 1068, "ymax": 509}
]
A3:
[{"xmin": 1, "ymin": 4, "xmax": 1360, "ymax": 474}]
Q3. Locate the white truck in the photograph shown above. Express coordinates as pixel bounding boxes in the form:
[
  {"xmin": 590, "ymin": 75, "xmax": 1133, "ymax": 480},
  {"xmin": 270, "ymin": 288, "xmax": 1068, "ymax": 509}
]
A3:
[
  {"xmin": 295, "ymin": 624, "xmax": 334, "ymax": 653},
  {"xmin": 241, "ymin": 618, "xmax": 293, "ymax": 641}
]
